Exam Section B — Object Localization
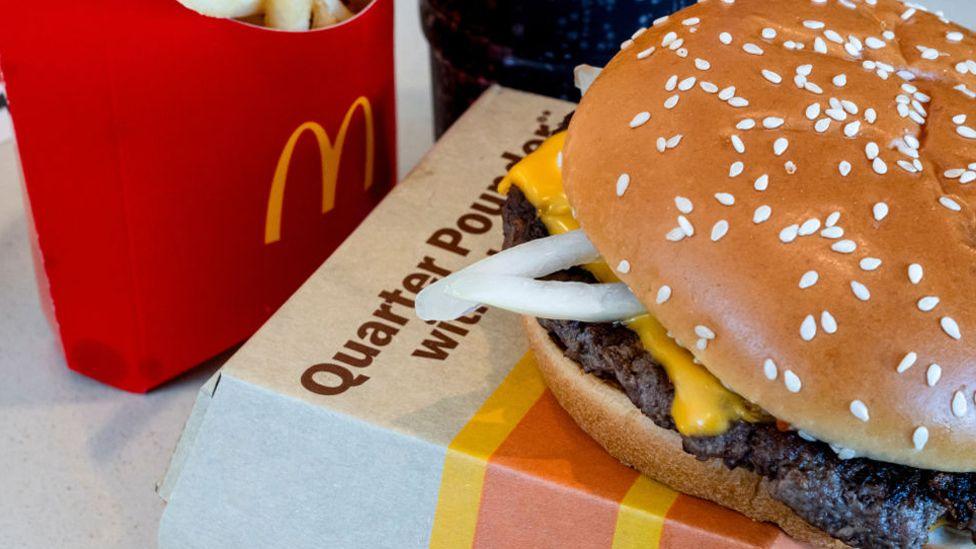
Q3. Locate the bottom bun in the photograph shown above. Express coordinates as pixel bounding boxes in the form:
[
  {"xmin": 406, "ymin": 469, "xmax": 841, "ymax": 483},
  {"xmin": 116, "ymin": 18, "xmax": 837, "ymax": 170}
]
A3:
[{"xmin": 522, "ymin": 316, "xmax": 846, "ymax": 548}]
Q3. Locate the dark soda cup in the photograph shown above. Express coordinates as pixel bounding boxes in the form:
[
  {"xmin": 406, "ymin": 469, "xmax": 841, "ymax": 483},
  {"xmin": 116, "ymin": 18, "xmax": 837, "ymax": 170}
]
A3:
[{"xmin": 420, "ymin": 0, "xmax": 697, "ymax": 136}]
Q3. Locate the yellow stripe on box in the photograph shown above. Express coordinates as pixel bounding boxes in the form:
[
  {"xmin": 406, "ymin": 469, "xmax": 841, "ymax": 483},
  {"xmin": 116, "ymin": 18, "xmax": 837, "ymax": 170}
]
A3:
[
  {"xmin": 611, "ymin": 475, "xmax": 680, "ymax": 549},
  {"xmin": 429, "ymin": 353, "xmax": 547, "ymax": 548}
]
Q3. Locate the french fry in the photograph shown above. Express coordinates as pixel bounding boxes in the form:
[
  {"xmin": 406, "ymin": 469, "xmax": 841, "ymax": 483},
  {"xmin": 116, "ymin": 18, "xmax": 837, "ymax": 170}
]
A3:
[
  {"xmin": 312, "ymin": 0, "xmax": 353, "ymax": 28},
  {"xmin": 177, "ymin": 0, "xmax": 263, "ymax": 18},
  {"xmin": 265, "ymin": 0, "xmax": 313, "ymax": 31}
]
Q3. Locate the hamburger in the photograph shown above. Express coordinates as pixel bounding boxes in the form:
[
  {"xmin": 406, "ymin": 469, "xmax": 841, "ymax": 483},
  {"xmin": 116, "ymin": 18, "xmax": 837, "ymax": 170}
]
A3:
[{"xmin": 416, "ymin": 0, "xmax": 976, "ymax": 547}]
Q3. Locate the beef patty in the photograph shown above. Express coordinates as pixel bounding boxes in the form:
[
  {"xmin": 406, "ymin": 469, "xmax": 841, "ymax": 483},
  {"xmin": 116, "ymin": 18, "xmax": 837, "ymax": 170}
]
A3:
[{"xmin": 502, "ymin": 185, "xmax": 976, "ymax": 549}]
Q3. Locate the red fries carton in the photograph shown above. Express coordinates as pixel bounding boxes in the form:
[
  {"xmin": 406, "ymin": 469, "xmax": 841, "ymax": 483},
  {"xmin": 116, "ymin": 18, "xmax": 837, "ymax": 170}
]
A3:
[{"xmin": 0, "ymin": 0, "xmax": 396, "ymax": 391}]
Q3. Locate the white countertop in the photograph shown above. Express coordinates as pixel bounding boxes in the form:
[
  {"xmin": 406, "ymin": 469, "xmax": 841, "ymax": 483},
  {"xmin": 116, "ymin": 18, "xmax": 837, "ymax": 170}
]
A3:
[{"xmin": 1, "ymin": 1, "xmax": 973, "ymax": 547}]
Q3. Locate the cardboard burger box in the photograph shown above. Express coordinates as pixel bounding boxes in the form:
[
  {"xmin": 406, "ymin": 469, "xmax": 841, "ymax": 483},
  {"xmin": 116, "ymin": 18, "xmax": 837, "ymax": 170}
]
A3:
[{"xmin": 158, "ymin": 87, "xmax": 803, "ymax": 548}]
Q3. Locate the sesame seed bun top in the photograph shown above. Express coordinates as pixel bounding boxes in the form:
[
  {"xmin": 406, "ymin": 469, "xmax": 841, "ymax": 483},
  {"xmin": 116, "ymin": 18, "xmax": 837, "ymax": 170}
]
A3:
[{"xmin": 562, "ymin": 0, "xmax": 976, "ymax": 472}]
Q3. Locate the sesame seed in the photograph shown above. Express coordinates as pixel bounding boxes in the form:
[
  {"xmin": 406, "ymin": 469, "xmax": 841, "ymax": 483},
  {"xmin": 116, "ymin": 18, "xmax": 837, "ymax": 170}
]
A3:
[
  {"xmin": 833, "ymin": 74, "xmax": 847, "ymax": 87},
  {"xmin": 908, "ymin": 264, "xmax": 923, "ymax": 284},
  {"xmin": 616, "ymin": 174, "xmax": 630, "ymax": 196},
  {"xmin": 953, "ymin": 114, "xmax": 968, "ymax": 125},
  {"xmin": 718, "ymin": 86, "xmax": 736, "ymax": 101},
  {"xmin": 851, "ymin": 281, "xmax": 870, "ymax": 301},
  {"xmin": 805, "ymin": 82, "xmax": 824, "ymax": 95},
  {"xmin": 784, "ymin": 370, "xmax": 802, "ymax": 392},
  {"xmin": 844, "ymin": 121, "xmax": 861, "ymax": 137},
  {"xmin": 662, "ymin": 31, "xmax": 678, "ymax": 47},
  {"xmin": 897, "ymin": 352, "xmax": 918, "ymax": 373},
  {"xmin": 729, "ymin": 161, "xmax": 744, "ymax": 177},
  {"xmin": 832, "ymin": 240, "xmax": 857, "ymax": 253},
  {"xmin": 763, "ymin": 358, "xmax": 778, "ymax": 380},
  {"xmin": 939, "ymin": 196, "xmax": 962, "ymax": 211},
  {"xmin": 695, "ymin": 58, "xmax": 711, "ymax": 71},
  {"xmin": 762, "ymin": 69, "xmax": 783, "ymax": 84},
  {"xmin": 865, "ymin": 36, "xmax": 885, "ymax": 49},
  {"xmin": 677, "ymin": 215, "xmax": 695, "ymax": 237},
  {"xmin": 656, "ymin": 137, "xmax": 667, "ymax": 153},
  {"xmin": 826, "ymin": 108, "xmax": 847, "ymax": 122},
  {"xmin": 799, "ymin": 218, "xmax": 821, "ymax": 236},
  {"xmin": 873, "ymin": 202, "xmax": 889, "ymax": 221},
  {"xmin": 711, "ymin": 220, "xmax": 730, "ymax": 241},
  {"xmin": 754, "ymin": 174, "xmax": 769, "ymax": 191},
  {"xmin": 815, "ymin": 37, "xmax": 828, "ymax": 54},
  {"xmin": 753, "ymin": 205, "xmax": 772, "ymax": 224},
  {"xmin": 682, "ymin": 17, "xmax": 700, "ymax": 26},
  {"xmin": 731, "ymin": 135, "xmax": 745, "ymax": 154},
  {"xmin": 859, "ymin": 257, "xmax": 882, "ymax": 271},
  {"xmin": 666, "ymin": 227, "xmax": 686, "ymax": 242},
  {"xmin": 785, "ymin": 161, "xmax": 798, "ymax": 174},
  {"xmin": 803, "ymin": 20, "xmax": 825, "ymax": 30},
  {"xmin": 821, "ymin": 311, "xmax": 838, "ymax": 333},
  {"xmin": 839, "ymin": 161, "xmax": 852, "ymax": 176},
  {"xmin": 956, "ymin": 126, "xmax": 976, "ymax": 139},
  {"xmin": 799, "ymin": 270, "xmax": 819, "ymax": 289},
  {"xmin": 666, "ymin": 134, "xmax": 683, "ymax": 149},
  {"xmin": 620, "ymin": 39, "xmax": 635, "ymax": 51},
  {"xmin": 826, "ymin": 212, "xmax": 840, "ymax": 227},
  {"xmin": 941, "ymin": 317, "xmax": 962, "ymax": 340},
  {"xmin": 774, "ymin": 138, "xmax": 789, "ymax": 156},
  {"xmin": 866, "ymin": 142, "xmax": 880, "ymax": 160},
  {"xmin": 764, "ymin": 117, "xmax": 785, "ymax": 129},
  {"xmin": 715, "ymin": 192, "xmax": 735, "ymax": 206},
  {"xmin": 825, "ymin": 29, "xmax": 843, "ymax": 44},
  {"xmin": 675, "ymin": 196, "xmax": 693, "ymax": 214},
  {"xmin": 927, "ymin": 364, "xmax": 942, "ymax": 387},
  {"xmin": 800, "ymin": 314, "xmax": 817, "ymax": 341},
  {"xmin": 664, "ymin": 94, "xmax": 680, "ymax": 109},
  {"xmin": 700, "ymin": 81, "xmax": 719, "ymax": 93},
  {"xmin": 743, "ymin": 43, "xmax": 764, "ymax": 55},
  {"xmin": 821, "ymin": 226, "xmax": 844, "ymax": 239},
  {"xmin": 805, "ymin": 103, "xmax": 821, "ymax": 120},
  {"xmin": 865, "ymin": 108, "xmax": 877, "ymax": 123},
  {"xmin": 656, "ymin": 285, "xmax": 672, "ymax": 304},
  {"xmin": 917, "ymin": 296, "xmax": 940, "ymax": 312},
  {"xmin": 913, "ymin": 426, "xmax": 928, "ymax": 450},
  {"xmin": 736, "ymin": 118, "xmax": 756, "ymax": 130},
  {"xmin": 719, "ymin": 32, "xmax": 733, "ymax": 45},
  {"xmin": 665, "ymin": 75, "xmax": 678, "ymax": 91},
  {"xmin": 678, "ymin": 76, "xmax": 697, "ymax": 91},
  {"xmin": 629, "ymin": 112, "xmax": 651, "ymax": 128},
  {"xmin": 815, "ymin": 118, "xmax": 831, "ymax": 133},
  {"xmin": 695, "ymin": 325, "xmax": 716, "ymax": 339},
  {"xmin": 872, "ymin": 158, "xmax": 888, "ymax": 175},
  {"xmin": 762, "ymin": 27, "xmax": 777, "ymax": 40},
  {"xmin": 780, "ymin": 224, "xmax": 800, "ymax": 243},
  {"xmin": 947, "ymin": 31, "xmax": 964, "ymax": 43},
  {"xmin": 953, "ymin": 391, "xmax": 968, "ymax": 417},
  {"xmin": 850, "ymin": 400, "xmax": 870, "ymax": 422},
  {"xmin": 617, "ymin": 260, "xmax": 631, "ymax": 274},
  {"xmin": 637, "ymin": 47, "xmax": 655, "ymax": 59}
]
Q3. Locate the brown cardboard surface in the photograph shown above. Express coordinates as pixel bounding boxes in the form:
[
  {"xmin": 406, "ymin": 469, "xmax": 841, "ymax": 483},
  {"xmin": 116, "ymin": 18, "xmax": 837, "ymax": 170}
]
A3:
[{"xmin": 217, "ymin": 86, "xmax": 567, "ymax": 445}]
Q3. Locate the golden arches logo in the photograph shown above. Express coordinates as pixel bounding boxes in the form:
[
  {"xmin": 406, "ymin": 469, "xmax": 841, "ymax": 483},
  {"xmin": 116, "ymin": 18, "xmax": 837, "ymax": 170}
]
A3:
[{"xmin": 264, "ymin": 96, "xmax": 375, "ymax": 244}]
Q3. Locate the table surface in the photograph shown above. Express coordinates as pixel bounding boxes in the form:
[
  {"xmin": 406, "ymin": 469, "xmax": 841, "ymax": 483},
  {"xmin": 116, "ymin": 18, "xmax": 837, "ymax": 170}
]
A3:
[{"xmin": 1, "ymin": 1, "xmax": 974, "ymax": 547}]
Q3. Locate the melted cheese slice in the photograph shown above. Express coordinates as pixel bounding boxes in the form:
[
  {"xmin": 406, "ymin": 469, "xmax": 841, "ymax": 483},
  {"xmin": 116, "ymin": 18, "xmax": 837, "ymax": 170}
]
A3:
[{"xmin": 500, "ymin": 132, "xmax": 761, "ymax": 436}]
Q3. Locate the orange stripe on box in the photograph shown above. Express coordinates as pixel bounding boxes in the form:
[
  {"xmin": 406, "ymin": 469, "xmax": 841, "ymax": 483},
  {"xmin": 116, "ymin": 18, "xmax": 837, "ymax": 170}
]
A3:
[
  {"xmin": 661, "ymin": 494, "xmax": 805, "ymax": 548},
  {"xmin": 429, "ymin": 354, "xmax": 547, "ymax": 549},
  {"xmin": 473, "ymin": 388, "xmax": 641, "ymax": 548}
]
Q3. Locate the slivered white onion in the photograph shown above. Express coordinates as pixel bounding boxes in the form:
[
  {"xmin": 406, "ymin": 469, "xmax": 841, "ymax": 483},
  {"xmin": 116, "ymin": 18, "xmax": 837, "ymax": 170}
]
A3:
[
  {"xmin": 441, "ymin": 274, "xmax": 646, "ymax": 322},
  {"xmin": 416, "ymin": 230, "xmax": 603, "ymax": 321}
]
